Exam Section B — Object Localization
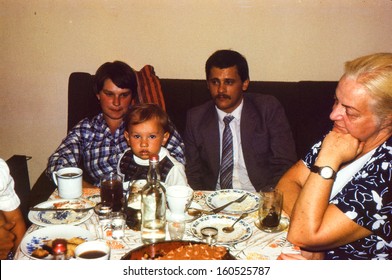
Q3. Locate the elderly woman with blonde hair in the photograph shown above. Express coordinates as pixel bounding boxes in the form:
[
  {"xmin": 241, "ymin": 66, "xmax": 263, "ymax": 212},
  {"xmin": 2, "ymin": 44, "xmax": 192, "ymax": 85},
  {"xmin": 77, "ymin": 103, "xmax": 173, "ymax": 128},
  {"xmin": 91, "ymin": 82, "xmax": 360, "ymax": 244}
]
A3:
[{"xmin": 277, "ymin": 53, "xmax": 392, "ymax": 260}]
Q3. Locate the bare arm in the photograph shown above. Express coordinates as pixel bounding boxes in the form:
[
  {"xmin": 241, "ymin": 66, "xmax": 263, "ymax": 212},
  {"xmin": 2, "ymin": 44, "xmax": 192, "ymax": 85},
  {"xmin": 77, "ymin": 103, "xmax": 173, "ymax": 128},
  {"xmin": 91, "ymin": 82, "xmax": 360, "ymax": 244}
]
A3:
[
  {"xmin": 277, "ymin": 250, "xmax": 325, "ymax": 260},
  {"xmin": 0, "ymin": 211, "xmax": 13, "ymax": 259},
  {"xmin": 275, "ymin": 160, "xmax": 310, "ymax": 217},
  {"xmin": 0, "ymin": 208, "xmax": 26, "ymax": 259},
  {"xmin": 46, "ymin": 124, "xmax": 85, "ymax": 178},
  {"xmin": 287, "ymin": 131, "xmax": 371, "ymax": 250}
]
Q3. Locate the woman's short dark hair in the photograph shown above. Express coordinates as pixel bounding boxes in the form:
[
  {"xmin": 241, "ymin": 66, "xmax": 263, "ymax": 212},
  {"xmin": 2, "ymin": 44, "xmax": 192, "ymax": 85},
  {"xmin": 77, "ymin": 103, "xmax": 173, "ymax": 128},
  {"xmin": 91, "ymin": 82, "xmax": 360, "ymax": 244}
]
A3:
[
  {"xmin": 93, "ymin": 61, "xmax": 138, "ymax": 99},
  {"xmin": 205, "ymin": 50, "xmax": 249, "ymax": 82}
]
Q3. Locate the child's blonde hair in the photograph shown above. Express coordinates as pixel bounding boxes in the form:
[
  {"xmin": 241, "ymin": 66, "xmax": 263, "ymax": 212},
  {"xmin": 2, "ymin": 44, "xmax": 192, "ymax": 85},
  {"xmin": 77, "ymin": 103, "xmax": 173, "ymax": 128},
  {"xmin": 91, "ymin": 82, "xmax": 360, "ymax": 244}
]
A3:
[{"xmin": 125, "ymin": 103, "xmax": 170, "ymax": 133}]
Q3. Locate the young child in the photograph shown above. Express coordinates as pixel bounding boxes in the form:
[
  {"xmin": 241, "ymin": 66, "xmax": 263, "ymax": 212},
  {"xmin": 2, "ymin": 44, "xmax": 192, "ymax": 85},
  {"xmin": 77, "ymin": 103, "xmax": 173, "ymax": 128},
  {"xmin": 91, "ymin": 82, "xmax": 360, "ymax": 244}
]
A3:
[{"xmin": 117, "ymin": 103, "xmax": 188, "ymax": 187}]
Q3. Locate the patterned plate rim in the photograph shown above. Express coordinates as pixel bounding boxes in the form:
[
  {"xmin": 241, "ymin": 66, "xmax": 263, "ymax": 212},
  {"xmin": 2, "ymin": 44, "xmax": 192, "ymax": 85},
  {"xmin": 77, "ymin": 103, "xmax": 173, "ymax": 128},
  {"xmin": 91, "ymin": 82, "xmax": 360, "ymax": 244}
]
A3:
[
  {"xmin": 28, "ymin": 198, "xmax": 94, "ymax": 227},
  {"xmin": 20, "ymin": 225, "xmax": 95, "ymax": 259}
]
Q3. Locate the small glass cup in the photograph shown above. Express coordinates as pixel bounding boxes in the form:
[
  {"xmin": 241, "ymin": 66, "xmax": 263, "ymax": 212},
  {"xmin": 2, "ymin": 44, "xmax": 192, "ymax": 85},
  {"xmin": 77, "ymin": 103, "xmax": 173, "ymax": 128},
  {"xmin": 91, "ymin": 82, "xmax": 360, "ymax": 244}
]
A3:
[
  {"xmin": 110, "ymin": 212, "xmax": 127, "ymax": 239},
  {"xmin": 258, "ymin": 189, "xmax": 283, "ymax": 232},
  {"xmin": 98, "ymin": 213, "xmax": 112, "ymax": 240},
  {"xmin": 168, "ymin": 219, "xmax": 186, "ymax": 240},
  {"xmin": 100, "ymin": 172, "xmax": 124, "ymax": 212}
]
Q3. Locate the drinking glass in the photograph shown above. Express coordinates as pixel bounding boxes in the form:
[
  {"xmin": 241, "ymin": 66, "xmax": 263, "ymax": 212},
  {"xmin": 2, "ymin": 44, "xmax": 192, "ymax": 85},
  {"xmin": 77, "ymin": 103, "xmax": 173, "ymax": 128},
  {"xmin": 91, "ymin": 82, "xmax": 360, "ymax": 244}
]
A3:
[
  {"xmin": 98, "ymin": 213, "xmax": 112, "ymax": 240},
  {"xmin": 100, "ymin": 172, "xmax": 124, "ymax": 212},
  {"xmin": 167, "ymin": 219, "xmax": 186, "ymax": 240},
  {"xmin": 111, "ymin": 212, "xmax": 127, "ymax": 239},
  {"xmin": 258, "ymin": 189, "xmax": 283, "ymax": 232}
]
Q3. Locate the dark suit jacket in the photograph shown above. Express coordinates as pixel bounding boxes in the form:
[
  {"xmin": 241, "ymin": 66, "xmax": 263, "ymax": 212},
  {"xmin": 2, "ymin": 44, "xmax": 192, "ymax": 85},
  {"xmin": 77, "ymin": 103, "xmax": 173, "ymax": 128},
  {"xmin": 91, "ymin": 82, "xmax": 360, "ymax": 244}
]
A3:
[{"xmin": 184, "ymin": 92, "xmax": 297, "ymax": 191}]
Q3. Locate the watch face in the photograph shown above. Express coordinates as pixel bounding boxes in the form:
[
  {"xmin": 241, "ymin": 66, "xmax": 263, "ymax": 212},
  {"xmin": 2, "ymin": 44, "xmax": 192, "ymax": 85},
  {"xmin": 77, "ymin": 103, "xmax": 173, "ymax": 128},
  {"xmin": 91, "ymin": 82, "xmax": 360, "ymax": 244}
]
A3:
[{"xmin": 320, "ymin": 167, "xmax": 333, "ymax": 178}]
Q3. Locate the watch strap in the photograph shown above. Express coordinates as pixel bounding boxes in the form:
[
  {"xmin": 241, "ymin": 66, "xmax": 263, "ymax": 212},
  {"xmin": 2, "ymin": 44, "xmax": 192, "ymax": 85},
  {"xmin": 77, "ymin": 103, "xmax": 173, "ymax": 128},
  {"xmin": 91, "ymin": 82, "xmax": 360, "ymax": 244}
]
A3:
[{"xmin": 310, "ymin": 165, "xmax": 337, "ymax": 180}]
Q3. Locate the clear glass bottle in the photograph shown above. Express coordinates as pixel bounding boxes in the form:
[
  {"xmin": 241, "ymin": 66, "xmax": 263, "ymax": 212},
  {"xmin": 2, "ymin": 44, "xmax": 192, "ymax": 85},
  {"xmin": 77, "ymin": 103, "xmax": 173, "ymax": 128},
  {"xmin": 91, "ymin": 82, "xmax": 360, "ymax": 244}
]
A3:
[
  {"xmin": 124, "ymin": 179, "xmax": 146, "ymax": 231},
  {"xmin": 141, "ymin": 154, "xmax": 166, "ymax": 244}
]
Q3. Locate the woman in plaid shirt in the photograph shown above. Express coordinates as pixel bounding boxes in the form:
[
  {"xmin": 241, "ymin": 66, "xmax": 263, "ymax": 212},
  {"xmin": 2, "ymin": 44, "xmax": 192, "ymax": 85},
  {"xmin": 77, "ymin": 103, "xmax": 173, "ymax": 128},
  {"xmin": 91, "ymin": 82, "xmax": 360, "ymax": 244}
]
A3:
[{"xmin": 46, "ymin": 61, "xmax": 185, "ymax": 187}]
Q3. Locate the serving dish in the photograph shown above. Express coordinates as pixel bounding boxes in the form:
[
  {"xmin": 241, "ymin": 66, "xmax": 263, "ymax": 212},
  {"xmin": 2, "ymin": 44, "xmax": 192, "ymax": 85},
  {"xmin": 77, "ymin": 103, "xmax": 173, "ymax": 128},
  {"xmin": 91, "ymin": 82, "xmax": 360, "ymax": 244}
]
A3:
[{"xmin": 120, "ymin": 240, "xmax": 236, "ymax": 260}]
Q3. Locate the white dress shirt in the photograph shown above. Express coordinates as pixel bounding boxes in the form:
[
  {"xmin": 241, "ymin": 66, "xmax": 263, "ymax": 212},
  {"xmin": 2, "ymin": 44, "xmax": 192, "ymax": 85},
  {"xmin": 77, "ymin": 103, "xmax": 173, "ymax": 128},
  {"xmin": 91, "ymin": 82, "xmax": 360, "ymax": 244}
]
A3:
[
  {"xmin": 0, "ymin": 158, "xmax": 20, "ymax": 211},
  {"xmin": 216, "ymin": 102, "xmax": 256, "ymax": 192}
]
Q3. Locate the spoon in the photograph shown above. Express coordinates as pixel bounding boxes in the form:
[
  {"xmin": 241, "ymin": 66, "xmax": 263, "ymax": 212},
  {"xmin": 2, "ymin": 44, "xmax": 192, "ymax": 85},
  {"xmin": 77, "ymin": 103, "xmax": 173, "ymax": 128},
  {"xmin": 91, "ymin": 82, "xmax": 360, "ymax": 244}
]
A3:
[
  {"xmin": 187, "ymin": 208, "xmax": 213, "ymax": 216},
  {"xmin": 222, "ymin": 213, "xmax": 248, "ymax": 233}
]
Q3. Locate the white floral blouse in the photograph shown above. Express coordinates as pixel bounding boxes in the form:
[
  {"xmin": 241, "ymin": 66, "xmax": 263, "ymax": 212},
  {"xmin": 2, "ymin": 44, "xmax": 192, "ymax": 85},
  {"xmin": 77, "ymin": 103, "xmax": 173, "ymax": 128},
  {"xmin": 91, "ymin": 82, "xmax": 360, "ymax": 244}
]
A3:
[{"xmin": 303, "ymin": 136, "xmax": 392, "ymax": 260}]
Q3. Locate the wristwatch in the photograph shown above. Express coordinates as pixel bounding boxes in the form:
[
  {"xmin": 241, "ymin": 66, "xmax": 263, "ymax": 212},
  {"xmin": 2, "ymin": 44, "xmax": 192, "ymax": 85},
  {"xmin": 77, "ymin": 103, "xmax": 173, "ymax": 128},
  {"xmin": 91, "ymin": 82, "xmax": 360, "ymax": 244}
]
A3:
[{"xmin": 310, "ymin": 165, "xmax": 336, "ymax": 180}]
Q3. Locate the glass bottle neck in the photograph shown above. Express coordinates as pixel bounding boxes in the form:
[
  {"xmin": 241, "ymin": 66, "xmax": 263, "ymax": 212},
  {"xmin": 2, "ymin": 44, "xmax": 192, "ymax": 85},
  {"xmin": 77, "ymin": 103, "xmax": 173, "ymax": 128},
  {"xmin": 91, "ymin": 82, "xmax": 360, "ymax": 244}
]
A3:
[{"xmin": 147, "ymin": 160, "xmax": 161, "ymax": 185}]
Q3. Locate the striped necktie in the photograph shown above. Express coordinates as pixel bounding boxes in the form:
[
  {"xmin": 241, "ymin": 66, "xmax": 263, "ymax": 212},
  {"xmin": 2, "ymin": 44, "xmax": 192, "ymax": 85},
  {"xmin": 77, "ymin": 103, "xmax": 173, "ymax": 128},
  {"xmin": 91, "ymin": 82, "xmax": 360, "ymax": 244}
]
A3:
[{"xmin": 220, "ymin": 115, "xmax": 234, "ymax": 189}]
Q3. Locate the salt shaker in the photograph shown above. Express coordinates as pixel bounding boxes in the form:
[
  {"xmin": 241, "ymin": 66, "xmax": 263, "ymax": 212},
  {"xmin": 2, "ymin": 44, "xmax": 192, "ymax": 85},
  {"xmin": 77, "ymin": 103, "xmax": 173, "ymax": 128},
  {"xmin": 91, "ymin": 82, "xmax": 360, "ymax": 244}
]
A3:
[{"xmin": 52, "ymin": 238, "xmax": 68, "ymax": 260}]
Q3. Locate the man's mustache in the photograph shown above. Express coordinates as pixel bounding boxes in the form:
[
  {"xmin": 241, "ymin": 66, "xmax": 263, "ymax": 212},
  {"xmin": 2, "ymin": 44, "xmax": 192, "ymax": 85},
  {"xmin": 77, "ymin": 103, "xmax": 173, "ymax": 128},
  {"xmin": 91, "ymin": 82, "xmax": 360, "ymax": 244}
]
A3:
[{"xmin": 215, "ymin": 94, "xmax": 231, "ymax": 100}]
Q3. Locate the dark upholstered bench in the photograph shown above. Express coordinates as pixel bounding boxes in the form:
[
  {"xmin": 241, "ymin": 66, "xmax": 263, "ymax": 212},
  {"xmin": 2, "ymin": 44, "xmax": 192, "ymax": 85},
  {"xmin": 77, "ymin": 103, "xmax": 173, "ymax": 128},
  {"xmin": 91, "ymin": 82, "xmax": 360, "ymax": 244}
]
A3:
[{"xmin": 30, "ymin": 72, "xmax": 338, "ymax": 205}]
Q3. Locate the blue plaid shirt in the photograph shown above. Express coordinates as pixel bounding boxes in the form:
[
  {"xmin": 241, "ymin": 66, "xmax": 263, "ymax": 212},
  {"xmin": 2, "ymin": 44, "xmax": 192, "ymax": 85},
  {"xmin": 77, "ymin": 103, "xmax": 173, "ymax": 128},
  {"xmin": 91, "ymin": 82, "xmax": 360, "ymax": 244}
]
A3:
[{"xmin": 46, "ymin": 113, "xmax": 185, "ymax": 185}]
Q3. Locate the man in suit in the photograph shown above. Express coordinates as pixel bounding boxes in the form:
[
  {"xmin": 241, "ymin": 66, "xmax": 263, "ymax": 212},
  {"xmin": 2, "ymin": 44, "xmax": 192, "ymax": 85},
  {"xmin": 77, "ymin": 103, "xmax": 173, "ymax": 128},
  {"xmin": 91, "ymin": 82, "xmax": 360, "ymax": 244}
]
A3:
[{"xmin": 184, "ymin": 50, "xmax": 296, "ymax": 192}]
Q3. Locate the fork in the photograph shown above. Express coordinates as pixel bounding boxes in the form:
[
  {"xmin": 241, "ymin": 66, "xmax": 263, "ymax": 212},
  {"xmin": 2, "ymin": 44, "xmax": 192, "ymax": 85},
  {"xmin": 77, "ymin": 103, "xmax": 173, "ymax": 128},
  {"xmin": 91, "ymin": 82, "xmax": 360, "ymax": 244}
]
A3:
[
  {"xmin": 211, "ymin": 193, "xmax": 248, "ymax": 214},
  {"xmin": 29, "ymin": 206, "xmax": 95, "ymax": 212}
]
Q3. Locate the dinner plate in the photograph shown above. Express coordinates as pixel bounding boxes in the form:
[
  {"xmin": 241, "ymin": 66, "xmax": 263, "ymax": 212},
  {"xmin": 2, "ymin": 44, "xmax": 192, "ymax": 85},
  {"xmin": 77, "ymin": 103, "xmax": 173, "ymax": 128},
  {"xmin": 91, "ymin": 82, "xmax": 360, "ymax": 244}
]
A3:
[
  {"xmin": 21, "ymin": 225, "xmax": 95, "ymax": 260},
  {"xmin": 167, "ymin": 202, "xmax": 202, "ymax": 222},
  {"xmin": 28, "ymin": 199, "xmax": 95, "ymax": 226},
  {"xmin": 206, "ymin": 189, "xmax": 260, "ymax": 214},
  {"xmin": 190, "ymin": 214, "xmax": 252, "ymax": 244}
]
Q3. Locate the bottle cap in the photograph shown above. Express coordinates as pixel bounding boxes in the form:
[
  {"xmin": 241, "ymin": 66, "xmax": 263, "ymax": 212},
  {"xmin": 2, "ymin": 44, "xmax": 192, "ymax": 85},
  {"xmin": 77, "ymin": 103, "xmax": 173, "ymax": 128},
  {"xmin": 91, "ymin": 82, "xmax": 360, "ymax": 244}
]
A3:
[
  {"xmin": 149, "ymin": 154, "xmax": 159, "ymax": 161},
  {"xmin": 52, "ymin": 238, "xmax": 68, "ymax": 259}
]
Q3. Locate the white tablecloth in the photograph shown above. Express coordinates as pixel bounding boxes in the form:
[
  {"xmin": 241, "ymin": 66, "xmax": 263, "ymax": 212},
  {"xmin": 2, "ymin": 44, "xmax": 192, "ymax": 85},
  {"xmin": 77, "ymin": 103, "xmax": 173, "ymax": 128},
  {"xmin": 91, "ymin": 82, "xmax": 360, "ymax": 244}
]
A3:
[{"xmin": 15, "ymin": 188, "xmax": 300, "ymax": 260}]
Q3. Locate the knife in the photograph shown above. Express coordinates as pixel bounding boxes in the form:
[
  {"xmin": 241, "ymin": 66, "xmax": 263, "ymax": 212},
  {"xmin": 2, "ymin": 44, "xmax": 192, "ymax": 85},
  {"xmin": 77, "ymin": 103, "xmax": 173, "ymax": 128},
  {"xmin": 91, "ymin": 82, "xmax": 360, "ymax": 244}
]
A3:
[{"xmin": 29, "ymin": 206, "xmax": 95, "ymax": 212}]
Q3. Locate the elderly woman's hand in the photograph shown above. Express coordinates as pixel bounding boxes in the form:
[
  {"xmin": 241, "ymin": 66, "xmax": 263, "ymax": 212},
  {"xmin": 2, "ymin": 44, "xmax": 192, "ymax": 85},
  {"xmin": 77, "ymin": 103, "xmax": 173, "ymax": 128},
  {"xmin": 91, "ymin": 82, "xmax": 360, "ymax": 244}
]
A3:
[
  {"xmin": 318, "ymin": 131, "xmax": 364, "ymax": 166},
  {"xmin": 277, "ymin": 250, "xmax": 325, "ymax": 260}
]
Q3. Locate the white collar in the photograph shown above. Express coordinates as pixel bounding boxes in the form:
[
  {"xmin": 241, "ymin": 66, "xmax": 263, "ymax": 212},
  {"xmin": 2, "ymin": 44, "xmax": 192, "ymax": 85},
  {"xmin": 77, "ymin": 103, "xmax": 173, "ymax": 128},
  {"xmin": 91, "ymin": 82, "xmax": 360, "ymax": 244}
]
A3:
[
  {"xmin": 330, "ymin": 147, "xmax": 377, "ymax": 200},
  {"xmin": 216, "ymin": 99, "xmax": 243, "ymax": 123}
]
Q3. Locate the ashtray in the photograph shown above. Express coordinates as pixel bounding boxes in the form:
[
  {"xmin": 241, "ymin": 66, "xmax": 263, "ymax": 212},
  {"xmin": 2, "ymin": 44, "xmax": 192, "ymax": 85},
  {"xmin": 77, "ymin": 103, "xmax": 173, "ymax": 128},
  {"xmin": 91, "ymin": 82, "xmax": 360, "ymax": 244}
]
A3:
[{"xmin": 254, "ymin": 217, "xmax": 289, "ymax": 233}]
